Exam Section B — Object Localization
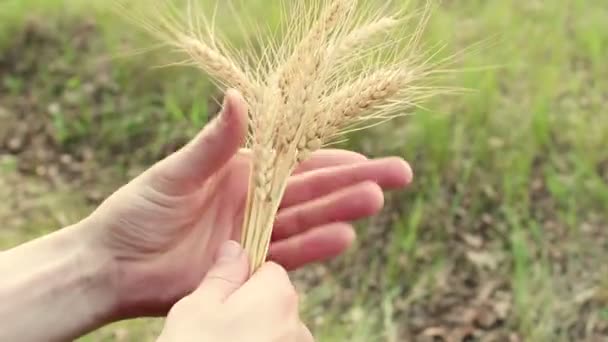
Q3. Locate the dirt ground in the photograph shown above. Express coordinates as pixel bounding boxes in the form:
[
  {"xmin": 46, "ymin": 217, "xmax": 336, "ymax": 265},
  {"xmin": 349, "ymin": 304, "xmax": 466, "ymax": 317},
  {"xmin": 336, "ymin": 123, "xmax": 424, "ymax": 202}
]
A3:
[{"xmin": 2, "ymin": 17, "xmax": 608, "ymax": 342}]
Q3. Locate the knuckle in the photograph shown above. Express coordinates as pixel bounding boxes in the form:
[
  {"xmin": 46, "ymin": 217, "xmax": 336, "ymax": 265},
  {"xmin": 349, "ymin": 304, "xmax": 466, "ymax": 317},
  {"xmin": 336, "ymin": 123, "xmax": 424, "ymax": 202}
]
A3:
[
  {"xmin": 291, "ymin": 209, "xmax": 308, "ymax": 231},
  {"xmin": 205, "ymin": 272, "xmax": 242, "ymax": 290}
]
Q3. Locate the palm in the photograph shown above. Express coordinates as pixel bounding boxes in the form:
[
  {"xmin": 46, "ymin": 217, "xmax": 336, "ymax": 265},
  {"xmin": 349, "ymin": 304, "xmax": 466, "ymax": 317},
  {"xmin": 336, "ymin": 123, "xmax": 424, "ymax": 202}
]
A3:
[{"xmin": 146, "ymin": 153, "xmax": 252, "ymax": 286}]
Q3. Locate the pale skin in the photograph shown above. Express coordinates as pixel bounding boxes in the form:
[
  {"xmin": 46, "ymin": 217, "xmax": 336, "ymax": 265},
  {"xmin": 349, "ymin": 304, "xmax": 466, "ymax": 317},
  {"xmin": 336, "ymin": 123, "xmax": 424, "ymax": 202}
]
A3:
[
  {"xmin": 159, "ymin": 241, "xmax": 315, "ymax": 342},
  {"xmin": 0, "ymin": 90, "xmax": 413, "ymax": 341}
]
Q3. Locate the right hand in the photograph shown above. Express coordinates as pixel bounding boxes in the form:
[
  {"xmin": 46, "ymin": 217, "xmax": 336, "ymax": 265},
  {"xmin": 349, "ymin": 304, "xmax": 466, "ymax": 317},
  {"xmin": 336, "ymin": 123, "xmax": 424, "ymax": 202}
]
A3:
[{"xmin": 157, "ymin": 240, "xmax": 314, "ymax": 342}]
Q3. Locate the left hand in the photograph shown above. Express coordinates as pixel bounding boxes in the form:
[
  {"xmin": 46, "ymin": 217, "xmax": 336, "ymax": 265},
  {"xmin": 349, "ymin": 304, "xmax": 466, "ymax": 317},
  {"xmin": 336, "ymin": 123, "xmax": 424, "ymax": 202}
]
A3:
[{"xmin": 80, "ymin": 89, "xmax": 413, "ymax": 319}]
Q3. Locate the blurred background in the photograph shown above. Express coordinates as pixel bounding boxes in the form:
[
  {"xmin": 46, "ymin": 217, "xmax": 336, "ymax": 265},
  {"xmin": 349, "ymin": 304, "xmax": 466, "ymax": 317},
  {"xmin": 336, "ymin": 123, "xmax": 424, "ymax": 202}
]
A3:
[{"xmin": 1, "ymin": 0, "xmax": 607, "ymax": 341}]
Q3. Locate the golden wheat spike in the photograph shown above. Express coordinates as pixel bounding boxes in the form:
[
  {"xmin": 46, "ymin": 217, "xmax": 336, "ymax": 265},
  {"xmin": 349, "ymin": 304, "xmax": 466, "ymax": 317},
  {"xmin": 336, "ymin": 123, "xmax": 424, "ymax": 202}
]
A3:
[
  {"xmin": 121, "ymin": 0, "xmax": 457, "ymax": 272},
  {"xmin": 176, "ymin": 35, "xmax": 258, "ymax": 101}
]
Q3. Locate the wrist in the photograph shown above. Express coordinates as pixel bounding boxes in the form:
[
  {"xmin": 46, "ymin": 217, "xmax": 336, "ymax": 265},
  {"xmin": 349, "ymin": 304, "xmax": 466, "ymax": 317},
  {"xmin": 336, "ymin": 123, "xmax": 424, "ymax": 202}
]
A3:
[
  {"xmin": 82, "ymin": 213, "xmax": 182, "ymax": 320},
  {"xmin": 0, "ymin": 219, "xmax": 119, "ymax": 341},
  {"xmin": 67, "ymin": 218, "xmax": 122, "ymax": 326},
  {"xmin": 81, "ymin": 210, "xmax": 187, "ymax": 320}
]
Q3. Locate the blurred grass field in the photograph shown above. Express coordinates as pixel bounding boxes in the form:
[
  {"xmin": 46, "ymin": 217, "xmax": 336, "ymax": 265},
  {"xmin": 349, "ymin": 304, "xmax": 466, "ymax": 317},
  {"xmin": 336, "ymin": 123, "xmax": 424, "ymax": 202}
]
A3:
[{"xmin": 1, "ymin": 0, "xmax": 608, "ymax": 341}]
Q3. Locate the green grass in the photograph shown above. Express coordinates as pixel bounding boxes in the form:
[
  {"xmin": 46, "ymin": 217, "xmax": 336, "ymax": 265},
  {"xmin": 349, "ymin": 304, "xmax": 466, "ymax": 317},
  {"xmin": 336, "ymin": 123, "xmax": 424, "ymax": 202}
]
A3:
[{"xmin": 2, "ymin": 0, "xmax": 608, "ymax": 341}]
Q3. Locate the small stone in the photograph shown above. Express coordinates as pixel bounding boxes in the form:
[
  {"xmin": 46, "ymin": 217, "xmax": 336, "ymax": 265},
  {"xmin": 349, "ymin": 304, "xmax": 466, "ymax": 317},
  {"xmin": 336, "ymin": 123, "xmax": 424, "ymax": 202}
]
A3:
[
  {"xmin": 466, "ymin": 250, "xmax": 499, "ymax": 270},
  {"xmin": 60, "ymin": 154, "xmax": 73, "ymax": 165},
  {"xmin": 35, "ymin": 165, "xmax": 47, "ymax": 176},
  {"xmin": 462, "ymin": 233, "xmax": 484, "ymax": 248},
  {"xmin": 493, "ymin": 299, "xmax": 511, "ymax": 320},
  {"xmin": 7, "ymin": 137, "xmax": 24, "ymax": 153},
  {"xmin": 419, "ymin": 326, "xmax": 447, "ymax": 340},
  {"xmin": 48, "ymin": 102, "xmax": 61, "ymax": 115},
  {"xmin": 86, "ymin": 190, "xmax": 104, "ymax": 204},
  {"xmin": 80, "ymin": 147, "xmax": 94, "ymax": 161},
  {"xmin": 474, "ymin": 306, "xmax": 499, "ymax": 329}
]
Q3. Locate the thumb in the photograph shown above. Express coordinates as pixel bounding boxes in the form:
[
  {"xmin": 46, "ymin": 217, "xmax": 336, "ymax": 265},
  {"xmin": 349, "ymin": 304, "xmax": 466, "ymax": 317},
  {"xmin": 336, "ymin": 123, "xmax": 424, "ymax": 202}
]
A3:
[
  {"xmin": 149, "ymin": 89, "xmax": 248, "ymax": 194},
  {"xmin": 193, "ymin": 240, "xmax": 250, "ymax": 303}
]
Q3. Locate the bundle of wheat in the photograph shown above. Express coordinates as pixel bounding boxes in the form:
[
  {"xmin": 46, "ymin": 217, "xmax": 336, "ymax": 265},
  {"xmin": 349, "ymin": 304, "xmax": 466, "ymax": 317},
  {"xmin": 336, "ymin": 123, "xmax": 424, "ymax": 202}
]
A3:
[{"xmin": 117, "ymin": 0, "xmax": 457, "ymax": 273}]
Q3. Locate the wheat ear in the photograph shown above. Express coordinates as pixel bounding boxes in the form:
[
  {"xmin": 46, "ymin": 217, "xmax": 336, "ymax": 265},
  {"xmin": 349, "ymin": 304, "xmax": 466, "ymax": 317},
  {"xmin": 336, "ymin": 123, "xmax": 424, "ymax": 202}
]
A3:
[
  {"xmin": 242, "ymin": 0, "xmax": 356, "ymax": 272},
  {"xmin": 124, "ymin": 0, "xmax": 458, "ymax": 273},
  {"xmin": 112, "ymin": 0, "xmax": 259, "ymax": 103},
  {"xmin": 176, "ymin": 35, "xmax": 258, "ymax": 102}
]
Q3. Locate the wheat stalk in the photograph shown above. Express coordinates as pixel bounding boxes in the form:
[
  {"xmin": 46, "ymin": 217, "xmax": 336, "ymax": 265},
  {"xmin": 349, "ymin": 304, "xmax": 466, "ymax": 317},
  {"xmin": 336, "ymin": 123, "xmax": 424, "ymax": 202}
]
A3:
[
  {"xmin": 122, "ymin": 0, "xmax": 459, "ymax": 273},
  {"xmin": 242, "ymin": 0, "xmax": 359, "ymax": 269}
]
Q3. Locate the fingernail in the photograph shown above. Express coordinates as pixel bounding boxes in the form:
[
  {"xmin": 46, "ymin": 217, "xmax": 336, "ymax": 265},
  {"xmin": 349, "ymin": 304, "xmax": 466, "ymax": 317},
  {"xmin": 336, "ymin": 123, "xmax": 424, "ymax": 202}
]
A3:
[
  {"xmin": 221, "ymin": 93, "xmax": 230, "ymax": 111},
  {"xmin": 217, "ymin": 240, "xmax": 242, "ymax": 262},
  {"xmin": 221, "ymin": 89, "xmax": 237, "ymax": 114}
]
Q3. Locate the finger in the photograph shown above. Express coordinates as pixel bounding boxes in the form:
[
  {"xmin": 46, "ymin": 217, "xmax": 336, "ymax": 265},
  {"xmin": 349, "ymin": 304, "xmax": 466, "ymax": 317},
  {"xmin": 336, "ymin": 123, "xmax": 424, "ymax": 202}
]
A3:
[
  {"xmin": 148, "ymin": 89, "xmax": 248, "ymax": 195},
  {"xmin": 224, "ymin": 264, "xmax": 300, "ymax": 338},
  {"xmin": 235, "ymin": 148, "xmax": 366, "ymax": 176},
  {"xmin": 282, "ymin": 157, "xmax": 412, "ymax": 208},
  {"xmin": 227, "ymin": 262, "xmax": 298, "ymax": 313},
  {"xmin": 273, "ymin": 181, "xmax": 384, "ymax": 241},
  {"xmin": 293, "ymin": 149, "xmax": 367, "ymax": 175},
  {"xmin": 193, "ymin": 241, "xmax": 249, "ymax": 304},
  {"xmin": 297, "ymin": 322, "xmax": 315, "ymax": 342},
  {"xmin": 269, "ymin": 222, "xmax": 355, "ymax": 270}
]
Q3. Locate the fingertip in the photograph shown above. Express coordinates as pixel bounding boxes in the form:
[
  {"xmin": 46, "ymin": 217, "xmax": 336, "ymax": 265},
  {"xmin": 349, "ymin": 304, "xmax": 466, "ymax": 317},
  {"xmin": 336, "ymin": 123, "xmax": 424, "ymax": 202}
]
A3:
[
  {"xmin": 253, "ymin": 262, "xmax": 293, "ymax": 293},
  {"xmin": 388, "ymin": 157, "xmax": 414, "ymax": 186},
  {"xmin": 193, "ymin": 240, "xmax": 250, "ymax": 303},
  {"xmin": 215, "ymin": 240, "xmax": 246, "ymax": 264},
  {"xmin": 268, "ymin": 222, "xmax": 357, "ymax": 271},
  {"xmin": 224, "ymin": 88, "xmax": 246, "ymax": 111},
  {"xmin": 221, "ymin": 88, "xmax": 248, "ymax": 141},
  {"xmin": 341, "ymin": 223, "xmax": 357, "ymax": 245},
  {"xmin": 358, "ymin": 181, "xmax": 385, "ymax": 214},
  {"xmin": 225, "ymin": 88, "xmax": 241, "ymax": 100},
  {"xmin": 400, "ymin": 159, "xmax": 414, "ymax": 184},
  {"xmin": 331, "ymin": 222, "xmax": 357, "ymax": 249},
  {"xmin": 259, "ymin": 261, "xmax": 288, "ymax": 275}
]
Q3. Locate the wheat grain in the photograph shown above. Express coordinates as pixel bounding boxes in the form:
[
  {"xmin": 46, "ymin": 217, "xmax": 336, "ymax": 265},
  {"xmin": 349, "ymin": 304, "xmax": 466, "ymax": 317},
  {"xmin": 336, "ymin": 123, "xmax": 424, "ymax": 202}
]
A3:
[
  {"xmin": 177, "ymin": 35, "xmax": 258, "ymax": 101},
  {"xmin": 330, "ymin": 17, "xmax": 399, "ymax": 60},
  {"xmin": 328, "ymin": 69, "xmax": 407, "ymax": 123},
  {"xmin": 273, "ymin": 0, "xmax": 354, "ymax": 150}
]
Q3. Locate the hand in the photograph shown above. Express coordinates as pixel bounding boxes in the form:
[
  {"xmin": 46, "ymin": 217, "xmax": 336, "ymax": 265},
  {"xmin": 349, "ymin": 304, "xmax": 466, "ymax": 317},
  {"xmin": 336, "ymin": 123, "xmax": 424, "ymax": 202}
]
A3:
[
  {"xmin": 157, "ymin": 241, "xmax": 313, "ymax": 342},
  {"xmin": 82, "ymin": 89, "xmax": 413, "ymax": 319}
]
